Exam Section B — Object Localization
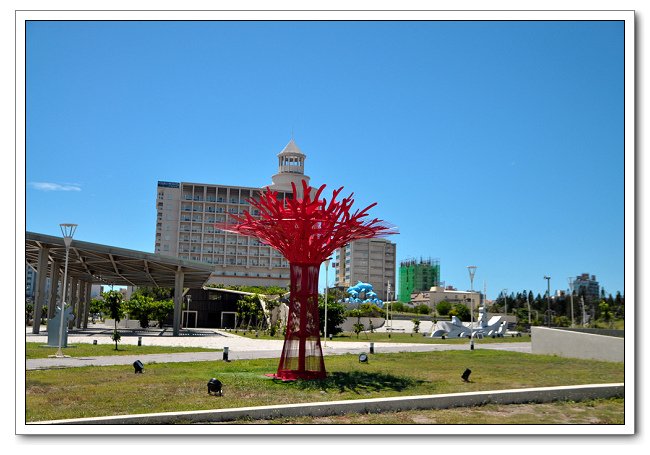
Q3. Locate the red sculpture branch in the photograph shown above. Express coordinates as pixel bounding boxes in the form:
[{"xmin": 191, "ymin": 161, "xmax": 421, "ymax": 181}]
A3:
[{"xmin": 218, "ymin": 180, "xmax": 397, "ymax": 380}]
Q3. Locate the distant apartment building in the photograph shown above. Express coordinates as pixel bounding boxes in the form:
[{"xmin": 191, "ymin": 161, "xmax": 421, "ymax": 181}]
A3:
[
  {"xmin": 333, "ymin": 238, "xmax": 396, "ymax": 301},
  {"xmin": 154, "ymin": 139, "xmax": 310, "ymax": 288},
  {"xmin": 398, "ymin": 257, "xmax": 440, "ymax": 303},
  {"xmin": 573, "ymin": 273, "xmax": 600, "ymax": 301}
]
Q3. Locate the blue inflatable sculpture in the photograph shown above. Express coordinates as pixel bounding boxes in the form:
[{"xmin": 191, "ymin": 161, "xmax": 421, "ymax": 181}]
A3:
[{"xmin": 344, "ymin": 281, "xmax": 383, "ymax": 307}]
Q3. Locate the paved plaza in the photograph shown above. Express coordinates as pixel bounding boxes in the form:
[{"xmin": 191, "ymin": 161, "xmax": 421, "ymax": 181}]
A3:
[{"xmin": 25, "ymin": 324, "xmax": 532, "ymax": 370}]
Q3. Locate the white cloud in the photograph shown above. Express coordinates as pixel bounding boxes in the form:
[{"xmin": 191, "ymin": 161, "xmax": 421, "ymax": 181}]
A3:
[{"xmin": 29, "ymin": 182, "xmax": 81, "ymax": 192}]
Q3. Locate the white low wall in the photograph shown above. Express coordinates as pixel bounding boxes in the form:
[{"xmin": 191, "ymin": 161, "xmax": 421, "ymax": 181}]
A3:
[
  {"xmin": 103, "ymin": 319, "xmax": 149, "ymax": 329},
  {"xmin": 339, "ymin": 317, "xmax": 386, "ymax": 332},
  {"xmin": 531, "ymin": 326, "xmax": 624, "ymax": 363}
]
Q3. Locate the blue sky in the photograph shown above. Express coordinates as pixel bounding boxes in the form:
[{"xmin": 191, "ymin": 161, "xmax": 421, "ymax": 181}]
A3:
[{"xmin": 24, "ymin": 20, "xmax": 626, "ymax": 299}]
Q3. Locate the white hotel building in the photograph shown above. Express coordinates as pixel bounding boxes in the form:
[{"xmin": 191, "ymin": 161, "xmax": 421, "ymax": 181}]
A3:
[{"xmin": 154, "ymin": 139, "xmax": 310, "ymax": 287}]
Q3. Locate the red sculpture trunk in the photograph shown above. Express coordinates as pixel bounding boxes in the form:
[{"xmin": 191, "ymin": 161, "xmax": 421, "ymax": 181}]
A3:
[{"xmin": 275, "ymin": 263, "xmax": 326, "ymax": 380}]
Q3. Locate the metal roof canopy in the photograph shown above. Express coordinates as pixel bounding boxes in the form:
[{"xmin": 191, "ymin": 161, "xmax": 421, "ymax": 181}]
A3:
[{"xmin": 26, "ymin": 231, "xmax": 214, "ymax": 289}]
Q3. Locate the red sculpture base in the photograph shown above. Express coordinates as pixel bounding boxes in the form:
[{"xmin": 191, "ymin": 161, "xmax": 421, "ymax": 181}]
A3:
[
  {"xmin": 274, "ymin": 263, "xmax": 326, "ymax": 381},
  {"xmin": 264, "ymin": 372, "xmax": 326, "ymax": 382}
]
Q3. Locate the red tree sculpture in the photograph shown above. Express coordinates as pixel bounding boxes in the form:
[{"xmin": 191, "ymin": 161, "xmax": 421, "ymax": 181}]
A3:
[{"xmin": 220, "ymin": 180, "xmax": 396, "ymax": 380}]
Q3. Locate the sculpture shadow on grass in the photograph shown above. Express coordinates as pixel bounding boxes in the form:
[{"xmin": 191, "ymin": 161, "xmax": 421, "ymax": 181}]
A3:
[{"xmin": 282, "ymin": 371, "xmax": 426, "ymax": 395}]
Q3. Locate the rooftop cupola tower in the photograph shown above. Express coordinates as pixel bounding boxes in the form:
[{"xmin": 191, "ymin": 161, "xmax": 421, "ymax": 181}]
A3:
[{"xmin": 269, "ymin": 138, "xmax": 311, "ymax": 192}]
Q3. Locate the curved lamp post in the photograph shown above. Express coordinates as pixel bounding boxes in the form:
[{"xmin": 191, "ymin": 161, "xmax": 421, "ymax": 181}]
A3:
[{"xmin": 55, "ymin": 223, "xmax": 77, "ymax": 358}]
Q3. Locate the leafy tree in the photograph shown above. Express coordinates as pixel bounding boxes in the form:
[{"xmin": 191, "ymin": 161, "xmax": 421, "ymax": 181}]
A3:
[
  {"xmin": 449, "ymin": 303, "xmax": 470, "ymax": 322},
  {"xmin": 236, "ymin": 294, "xmax": 264, "ymax": 330},
  {"xmin": 391, "ymin": 301, "xmax": 406, "ymax": 313},
  {"xmin": 25, "ymin": 302, "xmax": 33, "ymax": 325},
  {"xmin": 598, "ymin": 300, "xmax": 614, "ymax": 327},
  {"xmin": 150, "ymin": 299, "xmax": 174, "ymax": 328},
  {"xmin": 358, "ymin": 303, "xmax": 384, "ymax": 318},
  {"xmin": 436, "ymin": 300, "xmax": 452, "ymax": 316},
  {"xmin": 124, "ymin": 294, "xmax": 155, "ymax": 328},
  {"xmin": 613, "ymin": 291, "xmax": 624, "ymax": 319},
  {"xmin": 89, "ymin": 298, "xmax": 106, "ymax": 319},
  {"xmin": 318, "ymin": 299, "xmax": 346, "ymax": 336},
  {"xmin": 515, "ymin": 307, "xmax": 529, "ymax": 324},
  {"xmin": 131, "ymin": 286, "xmax": 173, "ymax": 301},
  {"xmin": 352, "ymin": 322, "xmax": 365, "ymax": 339},
  {"xmin": 105, "ymin": 290, "xmax": 123, "ymax": 350},
  {"xmin": 415, "ymin": 304, "xmax": 430, "ymax": 315}
]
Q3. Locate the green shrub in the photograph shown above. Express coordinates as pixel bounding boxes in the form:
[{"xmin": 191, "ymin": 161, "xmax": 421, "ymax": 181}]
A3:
[
  {"xmin": 415, "ymin": 304, "xmax": 431, "ymax": 315},
  {"xmin": 436, "ymin": 301, "xmax": 452, "ymax": 316}
]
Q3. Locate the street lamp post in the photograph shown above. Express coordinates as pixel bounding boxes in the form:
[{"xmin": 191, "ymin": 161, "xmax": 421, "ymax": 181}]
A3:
[
  {"xmin": 386, "ymin": 280, "xmax": 392, "ymax": 337},
  {"xmin": 185, "ymin": 294, "xmax": 191, "ymax": 328},
  {"xmin": 568, "ymin": 277, "xmax": 575, "ymax": 327},
  {"xmin": 544, "ymin": 276, "xmax": 551, "ymax": 327},
  {"xmin": 526, "ymin": 291, "xmax": 531, "ymax": 325},
  {"xmin": 467, "ymin": 266, "xmax": 477, "ymax": 350},
  {"xmin": 55, "ymin": 223, "xmax": 77, "ymax": 358},
  {"xmin": 323, "ymin": 258, "xmax": 331, "ymax": 347},
  {"xmin": 502, "ymin": 289, "xmax": 508, "ymax": 316}
]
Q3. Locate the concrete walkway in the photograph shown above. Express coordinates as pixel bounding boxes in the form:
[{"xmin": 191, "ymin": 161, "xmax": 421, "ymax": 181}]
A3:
[{"xmin": 25, "ymin": 325, "xmax": 531, "ymax": 371}]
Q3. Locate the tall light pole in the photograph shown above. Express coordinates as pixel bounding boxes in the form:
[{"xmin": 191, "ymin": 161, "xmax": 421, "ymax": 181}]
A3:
[
  {"xmin": 568, "ymin": 277, "xmax": 575, "ymax": 327},
  {"xmin": 185, "ymin": 294, "xmax": 192, "ymax": 328},
  {"xmin": 55, "ymin": 223, "xmax": 77, "ymax": 358},
  {"xmin": 386, "ymin": 280, "xmax": 392, "ymax": 336},
  {"xmin": 467, "ymin": 266, "xmax": 477, "ymax": 350},
  {"xmin": 323, "ymin": 258, "xmax": 331, "ymax": 347},
  {"xmin": 502, "ymin": 288, "xmax": 508, "ymax": 316},
  {"xmin": 544, "ymin": 276, "xmax": 551, "ymax": 327},
  {"xmin": 526, "ymin": 290, "xmax": 531, "ymax": 325}
]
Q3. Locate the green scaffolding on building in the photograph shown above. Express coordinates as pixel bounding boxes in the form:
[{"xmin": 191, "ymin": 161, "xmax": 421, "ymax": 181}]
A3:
[{"xmin": 398, "ymin": 258, "xmax": 440, "ymax": 303}]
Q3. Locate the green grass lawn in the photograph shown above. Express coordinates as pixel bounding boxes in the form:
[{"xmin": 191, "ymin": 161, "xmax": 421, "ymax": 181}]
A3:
[
  {"xmin": 228, "ymin": 330, "xmax": 530, "ymax": 344},
  {"xmin": 25, "ymin": 342, "xmax": 221, "ymax": 359},
  {"xmin": 25, "ymin": 349, "xmax": 623, "ymax": 423}
]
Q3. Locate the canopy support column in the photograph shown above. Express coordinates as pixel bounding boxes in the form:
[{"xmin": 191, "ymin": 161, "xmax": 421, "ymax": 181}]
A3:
[
  {"xmin": 32, "ymin": 246, "xmax": 49, "ymax": 334},
  {"xmin": 83, "ymin": 281, "xmax": 92, "ymax": 329},
  {"xmin": 173, "ymin": 268, "xmax": 185, "ymax": 336}
]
